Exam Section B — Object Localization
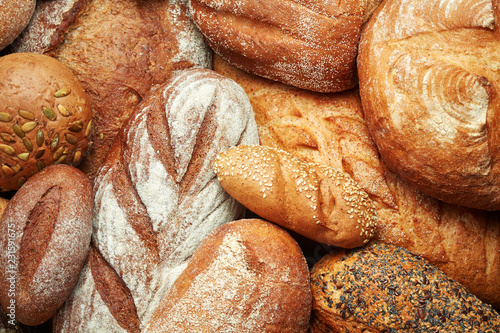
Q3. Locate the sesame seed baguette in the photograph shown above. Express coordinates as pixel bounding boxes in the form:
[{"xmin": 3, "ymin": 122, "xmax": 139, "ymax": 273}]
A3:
[{"xmin": 214, "ymin": 145, "xmax": 377, "ymax": 248}]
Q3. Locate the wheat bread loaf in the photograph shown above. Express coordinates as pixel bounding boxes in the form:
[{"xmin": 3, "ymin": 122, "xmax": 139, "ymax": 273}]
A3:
[{"xmin": 0, "ymin": 0, "xmax": 35, "ymax": 51}]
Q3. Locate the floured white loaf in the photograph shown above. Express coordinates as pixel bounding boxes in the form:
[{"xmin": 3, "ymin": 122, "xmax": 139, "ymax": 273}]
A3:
[{"xmin": 52, "ymin": 68, "xmax": 259, "ymax": 332}]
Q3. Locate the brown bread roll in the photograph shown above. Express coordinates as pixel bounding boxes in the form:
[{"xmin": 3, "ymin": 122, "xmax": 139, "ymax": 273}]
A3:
[
  {"xmin": 53, "ymin": 68, "xmax": 259, "ymax": 332},
  {"xmin": 0, "ymin": 52, "xmax": 93, "ymax": 191},
  {"xmin": 0, "ymin": 164, "xmax": 93, "ymax": 326},
  {"xmin": 189, "ymin": 0, "xmax": 380, "ymax": 93},
  {"xmin": 310, "ymin": 242, "xmax": 500, "ymax": 332},
  {"xmin": 213, "ymin": 55, "xmax": 500, "ymax": 309},
  {"xmin": 144, "ymin": 219, "xmax": 312, "ymax": 333},
  {"xmin": 0, "ymin": 0, "xmax": 35, "ymax": 51},
  {"xmin": 358, "ymin": 0, "xmax": 500, "ymax": 210},
  {"xmin": 10, "ymin": 0, "xmax": 212, "ymax": 182},
  {"xmin": 215, "ymin": 145, "xmax": 377, "ymax": 248}
]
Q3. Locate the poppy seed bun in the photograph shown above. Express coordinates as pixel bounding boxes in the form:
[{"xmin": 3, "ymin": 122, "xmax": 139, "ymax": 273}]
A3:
[
  {"xmin": 0, "ymin": 52, "xmax": 93, "ymax": 191},
  {"xmin": 0, "ymin": 0, "xmax": 35, "ymax": 51}
]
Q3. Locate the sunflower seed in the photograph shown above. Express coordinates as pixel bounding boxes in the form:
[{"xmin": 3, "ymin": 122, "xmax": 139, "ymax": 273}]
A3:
[
  {"xmin": 0, "ymin": 113, "xmax": 11, "ymax": 122},
  {"xmin": 85, "ymin": 120, "xmax": 93, "ymax": 137},
  {"xmin": 54, "ymin": 87, "xmax": 71, "ymax": 98},
  {"xmin": 0, "ymin": 144, "xmax": 15, "ymax": 155},
  {"xmin": 21, "ymin": 121, "xmax": 37, "ymax": 133},
  {"xmin": 73, "ymin": 150, "xmax": 82, "ymax": 166},
  {"xmin": 17, "ymin": 153, "xmax": 29, "ymax": 161},
  {"xmin": 57, "ymin": 104, "xmax": 70, "ymax": 117},
  {"xmin": 2, "ymin": 165, "xmax": 15, "ymax": 177},
  {"xmin": 18, "ymin": 110, "xmax": 35, "ymax": 120},
  {"xmin": 36, "ymin": 130, "xmax": 44, "ymax": 147},
  {"xmin": 12, "ymin": 124, "xmax": 24, "ymax": 138},
  {"xmin": 43, "ymin": 107, "xmax": 57, "ymax": 121},
  {"xmin": 0, "ymin": 133, "xmax": 15, "ymax": 142},
  {"xmin": 23, "ymin": 138, "xmax": 33, "ymax": 152},
  {"xmin": 53, "ymin": 147, "xmax": 64, "ymax": 161},
  {"xmin": 54, "ymin": 154, "xmax": 67, "ymax": 165},
  {"xmin": 50, "ymin": 133, "xmax": 59, "ymax": 151}
]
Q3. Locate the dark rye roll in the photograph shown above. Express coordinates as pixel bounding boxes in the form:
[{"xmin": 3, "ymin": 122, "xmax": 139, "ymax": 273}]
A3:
[{"xmin": 310, "ymin": 242, "xmax": 500, "ymax": 332}]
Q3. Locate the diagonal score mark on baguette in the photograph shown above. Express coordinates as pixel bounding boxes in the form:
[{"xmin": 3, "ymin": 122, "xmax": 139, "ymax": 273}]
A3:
[{"xmin": 214, "ymin": 145, "xmax": 378, "ymax": 248}]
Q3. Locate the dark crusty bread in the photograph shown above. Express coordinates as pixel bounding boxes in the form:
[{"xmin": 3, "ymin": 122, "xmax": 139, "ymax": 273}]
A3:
[
  {"xmin": 0, "ymin": 0, "xmax": 35, "ymax": 51},
  {"xmin": 10, "ymin": 0, "xmax": 212, "ymax": 182},
  {"xmin": 310, "ymin": 242, "xmax": 500, "ymax": 332},
  {"xmin": 190, "ymin": 0, "xmax": 380, "ymax": 93},
  {"xmin": 144, "ymin": 219, "xmax": 312, "ymax": 333},
  {"xmin": 358, "ymin": 0, "xmax": 500, "ymax": 210},
  {"xmin": 0, "ymin": 164, "xmax": 93, "ymax": 326},
  {"xmin": 213, "ymin": 55, "xmax": 500, "ymax": 309},
  {"xmin": 214, "ymin": 144, "xmax": 377, "ymax": 248},
  {"xmin": 0, "ymin": 52, "xmax": 93, "ymax": 191},
  {"xmin": 53, "ymin": 68, "xmax": 259, "ymax": 331}
]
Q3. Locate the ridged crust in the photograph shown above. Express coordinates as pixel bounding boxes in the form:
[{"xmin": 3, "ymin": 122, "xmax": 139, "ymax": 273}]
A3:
[
  {"xmin": 144, "ymin": 219, "xmax": 312, "ymax": 333},
  {"xmin": 358, "ymin": 0, "xmax": 500, "ymax": 210},
  {"xmin": 310, "ymin": 242, "xmax": 500, "ymax": 332},
  {"xmin": 213, "ymin": 55, "xmax": 500, "ymax": 309},
  {"xmin": 190, "ymin": 0, "xmax": 376, "ymax": 92},
  {"xmin": 53, "ymin": 68, "xmax": 259, "ymax": 332}
]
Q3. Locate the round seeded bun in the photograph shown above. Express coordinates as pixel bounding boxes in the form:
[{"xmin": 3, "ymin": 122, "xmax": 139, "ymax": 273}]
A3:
[
  {"xmin": 0, "ymin": 0, "xmax": 36, "ymax": 51},
  {"xmin": 0, "ymin": 52, "xmax": 93, "ymax": 191}
]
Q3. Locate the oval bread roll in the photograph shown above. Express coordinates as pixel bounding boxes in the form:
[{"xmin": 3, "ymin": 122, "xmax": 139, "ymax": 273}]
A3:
[
  {"xmin": 144, "ymin": 219, "xmax": 312, "ymax": 333},
  {"xmin": 0, "ymin": 0, "xmax": 35, "ymax": 51},
  {"xmin": 358, "ymin": 0, "xmax": 500, "ymax": 210},
  {"xmin": 214, "ymin": 144, "xmax": 377, "ymax": 248}
]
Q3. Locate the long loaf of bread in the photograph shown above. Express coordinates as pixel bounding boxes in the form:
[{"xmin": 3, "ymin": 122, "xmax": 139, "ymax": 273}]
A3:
[
  {"xmin": 53, "ymin": 68, "xmax": 259, "ymax": 332},
  {"xmin": 214, "ymin": 144, "xmax": 377, "ymax": 248}
]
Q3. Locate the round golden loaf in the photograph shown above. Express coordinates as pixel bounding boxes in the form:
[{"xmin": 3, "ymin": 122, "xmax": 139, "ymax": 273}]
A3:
[
  {"xmin": 358, "ymin": 0, "xmax": 500, "ymax": 210},
  {"xmin": 0, "ymin": 53, "xmax": 93, "ymax": 191},
  {"xmin": 190, "ymin": 0, "xmax": 378, "ymax": 93}
]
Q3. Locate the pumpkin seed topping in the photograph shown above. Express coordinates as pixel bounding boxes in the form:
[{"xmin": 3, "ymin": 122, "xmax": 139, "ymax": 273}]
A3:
[
  {"xmin": 65, "ymin": 133, "xmax": 78, "ymax": 145},
  {"xmin": 54, "ymin": 87, "xmax": 71, "ymax": 98},
  {"xmin": 37, "ymin": 160, "xmax": 46, "ymax": 171},
  {"xmin": 0, "ymin": 113, "xmax": 11, "ymax": 122},
  {"xmin": 0, "ymin": 144, "xmax": 15, "ymax": 156},
  {"xmin": 68, "ymin": 121, "xmax": 83, "ymax": 132},
  {"xmin": 57, "ymin": 104, "xmax": 70, "ymax": 117},
  {"xmin": 35, "ymin": 148, "xmax": 46, "ymax": 159},
  {"xmin": 36, "ymin": 130, "xmax": 44, "ymax": 147},
  {"xmin": 21, "ymin": 121, "xmax": 37, "ymax": 133},
  {"xmin": 43, "ymin": 107, "xmax": 57, "ymax": 121},
  {"xmin": 13, "ymin": 124, "xmax": 24, "ymax": 138},
  {"xmin": 23, "ymin": 138, "xmax": 33, "ymax": 152},
  {"xmin": 50, "ymin": 133, "xmax": 59, "ymax": 151},
  {"xmin": 2, "ymin": 165, "xmax": 15, "ymax": 177},
  {"xmin": 17, "ymin": 153, "xmax": 29, "ymax": 161},
  {"xmin": 18, "ymin": 110, "xmax": 35, "ymax": 120},
  {"xmin": 0, "ymin": 133, "xmax": 15, "ymax": 143}
]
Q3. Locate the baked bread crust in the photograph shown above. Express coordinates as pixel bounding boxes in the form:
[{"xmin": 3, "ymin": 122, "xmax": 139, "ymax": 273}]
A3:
[
  {"xmin": 0, "ymin": 164, "xmax": 93, "ymax": 326},
  {"xmin": 358, "ymin": 0, "xmax": 500, "ymax": 210},
  {"xmin": 0, "ymin": 52, "xmax": 93, "ymax": 191},
  {"xmin": 190, "ymin": 0, "xmax": 377, "ymax": 93},
  {"xmin": 53, "ymin": 68, "xmax": 259, "ymax": 331},
  {"xmin": 213, "ymin": 55, "xmax": 500, "ymax": 309},
  {"xmin": 10, "ymin": 0, "xmax": 212, "ymax": 182},
  {"xmin": 144, "ymin": 219, "xmax": 312, "ymax": 332},
  {"xmin": 0, "ymin": 0, "xmax": 35, "ymax": 51},
  {"xmin": 310, "ymin": 242, "xmax": 500, "ymax": 332}
]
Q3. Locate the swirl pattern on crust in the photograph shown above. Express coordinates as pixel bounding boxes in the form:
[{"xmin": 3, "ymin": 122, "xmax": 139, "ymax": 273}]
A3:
[{"xmin": 358, "ymin": 0, "xmax": 500, "ymax": 210}]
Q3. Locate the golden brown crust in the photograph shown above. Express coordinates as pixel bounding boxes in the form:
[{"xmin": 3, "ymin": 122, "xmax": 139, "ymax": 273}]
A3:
[
  {"xmin": 310, "ymin": 242, "xmax": 500, "ymax": 332},
  {"xmin": 214, "ymin": 145, "xmax": 377, "ymax": 248},
  {"xmin": 0, "ymin": 52, "xmax": 93, "ymax": 191},
  {"xmin": 0, "ymin": 164, "xmax": 93, "ymax": 326},
  {"xmin": 190, "ymin": 0, "xmax": 377, "ymax": 92},
  {"xmin": 144, "ymin": 219, "xmax": 312, "ymax": 333},
  {"xmin": 358, "ymin": 0, "xmax": 500, "ymax": 210},
  {"xmin": 213, "ymin": 56, "xmax": 500, "ymax": 308},
  {"xmin": 0, "ymin": 0, "xmax": 35, "ymax": 51}
]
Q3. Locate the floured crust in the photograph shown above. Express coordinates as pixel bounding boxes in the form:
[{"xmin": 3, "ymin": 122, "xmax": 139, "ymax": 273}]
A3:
[
  {"xmin": 190, "ymin": 0, "xmax": 378, "ymax": 92},
  {"xmin": 213, "ymin": 56, "xmax": 500, "ymax": 309},
  {"xmin": 53, "ymin": 68, "xmax": 259, "ymax": 331},
  {"xmin": 10, "ymin": 0, "xmax": 213, "ymax": 182},
  {"xmin": 358, "ymin": 0, "xmax": 500, "ymax": 210},
  {"xmin": 0, "ymin": 0, "xmax": 35, "ymax": 51},
  {"xmin": 144, "ymin": 219, "xmax": 312, "ymax": 333}
]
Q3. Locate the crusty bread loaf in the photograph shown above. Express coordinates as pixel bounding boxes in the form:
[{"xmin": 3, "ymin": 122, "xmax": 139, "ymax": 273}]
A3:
[
  {"xmin": 0, "ymin": 52, "xmax": 93, "ymax": 191},
  {"xmin": 215, "ymin": 145, "xmax": 377, "ymax": 248},
  {"xmin": 144, "ymin": 219, "xmax": 312, "ymax": 332},
  {"xmin": 10, "ymin": 0, "xmax": 212, "ymax": 182},
  {"xmin": 358, "ymin": 0, "xmax": 500, "ymax": 210},
  {"xmin": 0, "ymin": 164, "xmax": 93, "ymax": 326},
  {"xmin": 310, "ymin": 242, "xmax": 500, "ymax": 332},
  {"xmin": 0, "ymin": 0, "xmax": 35, "ymax": 51},
  {"xmin": 53, "ymin": 68, "xmax": 259, "ymax": 332},
  {"xmin": 190, "ymin": 0, "xmax": 380, "ymax": 93},
  {"xmin": 213, "ymin": 55, "xmax": 500, "ymax": 308}
]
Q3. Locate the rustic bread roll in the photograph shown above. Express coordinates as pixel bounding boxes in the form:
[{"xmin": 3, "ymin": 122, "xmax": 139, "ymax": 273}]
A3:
[
  {"xmin": 144, "ymin": 219, "xmax": 312, "ymax": 332},
  {"xmin": 358, "ymin": 0, "xmax": 500, "ymax": 210},
  {"xmin": 213, "ymin": 55, "xmax": 500, "ymax": 308},
  {"xmin": 0, "ymin": 164, "xmax": 93, "ymax": 326},
  {"xmin": 53, "ymin": 68, "xmax": 259, "ymax": 332},
  {"xmin": 0, "ymin": 52, "xmax": 93, "ymax": 191},
  {"xmin": 10, "ymin": 0, "xmax": 212, "ymax": 182},
  {"xmin": 215, "ymin": 145, "xmax": 377, "ymax": 248},
  {"xmin": 189, "ymin": 0, "xmax": 381, "ymax": 93},
  {"xmin": 310, "ymin": 242, "xmax": 500, "ymax": 332},
  {"xmin": 0, "ymin": 0, "xmax": 35, "ymax": 51}
]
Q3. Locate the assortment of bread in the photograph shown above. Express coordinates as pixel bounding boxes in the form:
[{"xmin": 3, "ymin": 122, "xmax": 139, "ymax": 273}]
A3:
[{"xmin": 0, "ymin": 0, "xmax": 499, "ymax": 332}]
